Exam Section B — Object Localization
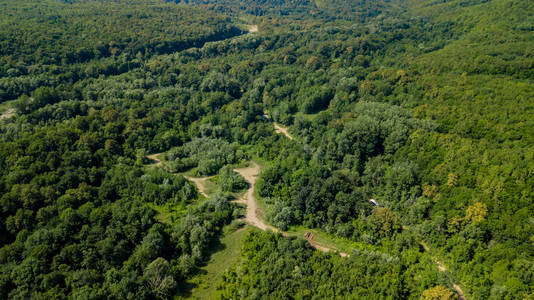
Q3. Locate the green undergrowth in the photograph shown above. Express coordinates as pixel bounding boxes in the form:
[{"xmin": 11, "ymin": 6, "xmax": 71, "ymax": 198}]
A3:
[
  {"xmin": 177, "ymin": 224, "xmax": 250, "ymax": 299},
  {"xmin": 285, "ymin": 225, "xmax": 378, "ymax": 254}
]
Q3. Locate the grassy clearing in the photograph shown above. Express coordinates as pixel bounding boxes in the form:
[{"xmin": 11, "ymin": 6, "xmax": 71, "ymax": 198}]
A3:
[
  {"xmin": 201, "ymin": 177, "xmax": 218, "ymax": 196},
  {"xmin": 143, "ymin": 157, "xmax": 251, "ymax": 299},
  {"xmin": 150, "ymin": 204, "xmax": 174, "ymax": 225},
  {"xmin": 149, "ymin": 201, "xmax": 192, "ymax": 225},
  {"xmin": 294, "ymin": 111, "xmax": 322, "ymax": 122},
  {"xmin": 178, "ymin": 224, "xmax": 250, "ymax": 299},
  {"xmin": 0, "ymin": 99, "xmax": 17, "ymax": 120}
]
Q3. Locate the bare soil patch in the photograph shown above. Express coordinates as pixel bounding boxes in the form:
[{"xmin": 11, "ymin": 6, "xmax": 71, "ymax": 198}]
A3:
[
  {"xmin": 0, "ymin": 109, "xmax": 15, "ymax": 120},
  {"xmin": 273, "ymin": 123, "xmax": 293, "ymax": 140},
  {"xmin": 147, "ymin": 153, "xmax": 163, "ymax": 166},
  {"xmin": 235, "ymin": 162, "xmax": 348, "ymax": 257},
  {"xmin": 233, "ymin": 162, "xmax": 274, "ymax": 231},
  {"xmin": 248, "ymin": 25, "xmax": 258, "ymax": 33}
]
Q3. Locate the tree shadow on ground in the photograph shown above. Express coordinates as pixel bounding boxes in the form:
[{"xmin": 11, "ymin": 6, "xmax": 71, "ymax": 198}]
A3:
[{"xmin": 175, "ymin": 234, "xmax": 228, "ymax": 298}]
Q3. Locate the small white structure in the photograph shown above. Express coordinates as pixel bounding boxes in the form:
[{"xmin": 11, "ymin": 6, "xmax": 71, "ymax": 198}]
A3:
[{"xmin": 369, "ymin": 199, "xmax": 379, "ymax": 206}]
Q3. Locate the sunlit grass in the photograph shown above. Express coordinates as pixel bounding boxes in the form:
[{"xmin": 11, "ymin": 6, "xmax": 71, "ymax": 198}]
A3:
[{"xmin": 177, "ymin": 225, "xmax": 250, "ymax": 299}]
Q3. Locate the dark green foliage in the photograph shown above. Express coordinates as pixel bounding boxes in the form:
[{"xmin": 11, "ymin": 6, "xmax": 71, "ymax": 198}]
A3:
[
  {"xmin": 0, "ymin": 0, "xmax": 243, "ymax": 102},
  {"xmin": 298, "ymin": 85, "xmax": 334, "ymax": 114},
  {"xmin": 0, "ymin": 0, "xmax": 532, "ymax": 298},
  {"xmin": 0, "ymin": 142, "xmax": 235, "ymax": 298},
  {"xmin": 218, "ymin": 230, "xmax": 445, "ymax": 299}
]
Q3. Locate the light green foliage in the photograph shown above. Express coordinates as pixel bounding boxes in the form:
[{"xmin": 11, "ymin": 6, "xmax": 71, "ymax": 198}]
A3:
[
  {"xmin": 167, "ymin": 138, "xmax": 246, "ymax": 175},
  {"xmin": 217, "ymin": 165, "xmax": 248, "ymax": 192},
  {"xmin": 144, "ymin": 258, "xmax": 177, "ymax": 299}
]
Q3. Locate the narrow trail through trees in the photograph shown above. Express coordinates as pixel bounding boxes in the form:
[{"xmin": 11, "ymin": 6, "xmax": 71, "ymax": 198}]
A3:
[
  {"xmin": 420, "ymin": 241, "xmax": 467, "ymax": 299},
  {"xmin": 263, "ymin": 110, "xmax": 294, "ymax": 140},
  {"xmin": 146, "ymin": 153, "xmax": 163, "ymax": 166},
  {"xmin": 273, "ymin": 123, "xmax": 293, "ymax": 140},
  {"xmin": 184, "ymin": 176, "xmax": 213, "ymax": 198},
  {"xmin": 147, "ymin": 153, "xmax": 464, "ymax": 282},
  {"xmin": 230, "ymin": 159, "xmax": 469, "ymax": 296}
]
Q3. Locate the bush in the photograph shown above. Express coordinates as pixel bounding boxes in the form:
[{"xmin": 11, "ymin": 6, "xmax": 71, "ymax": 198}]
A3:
[{"xmin": 218, "ymin": 165, "xmax": 248, "ymax": 192}]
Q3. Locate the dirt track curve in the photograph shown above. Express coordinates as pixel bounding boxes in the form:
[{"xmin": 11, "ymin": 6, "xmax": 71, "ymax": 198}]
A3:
[
  {"xmin": 184, "ymin": 176, "xmax": 213, "ymax": 198},
  {"xmin": 248, "ymin": 25, "xmax": 258, "ymax": 33},
  {"xmin": 146, "ymin": 154, "xmax": 348, "ymax": 257},
  {"xmin": 147, "ymin": 153, "xmax": 163, "ymax": 166},
  {"xmin": 0, "ymin": 108, "xmax": 15, "ymax": 120},
  {"xmin": 263, "ymin": 110, "xmax": 293, "ymax": 140},
  {"xmin": 233, "ymin": 162, "xmax": 347, "ymax": 257},
  {"xmin": 233, "ymin": 162, "xmax": 274, "ymax": 231},
  {"xmin": 146, "ymin": 153, "xmax": 212, "ymax": 198}
]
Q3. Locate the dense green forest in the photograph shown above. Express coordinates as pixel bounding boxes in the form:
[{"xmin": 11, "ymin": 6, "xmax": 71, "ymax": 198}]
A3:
[
  {"xmin": 0, "ymin": 0, "xmax": 532, "ymax": 299},
  {"xmin": 0, "ymin": 0, "xmax": 243, "ymax": 102},
  {"xmin": 218, "ymin": 230, "xmax": 448, "ymax": 298}
]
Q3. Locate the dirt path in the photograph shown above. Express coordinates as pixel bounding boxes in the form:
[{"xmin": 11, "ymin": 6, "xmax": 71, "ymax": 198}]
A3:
[
  {"xmin": 263, "ymin": 110, "xmax": 293, "ymax": 140},
  {"xmin": 453, "ymin": 283, "xmax": 467, "ymax": 300},
  {"xmin": 0, "ymin": 108, "xmax": 15, "ymax": 120},
  {"xmin": 233, "ymin": 162, "xmax": 274, "ymax": 231},
  {"xmin": 234, "ymin": 162, "xmax": 348, "ymax": 257},
  {"xmin": 420, "ymin": 241, "xmax": 467, "ymax": 299},
  {"xmin": 273, "ymin": 123, "xmax": 293, "ymax": 140},
  {"xmin": 306, "ymin": 238, "xmax": 349, "ymax": 257},
  {"xmin": 147, "ymin": 153, "xmax": 163, "ymax": 166},
  {"xmin": 145, "ymin": 153, "xmax": 212, "ymax": 198},
  {"xmin": 144, "ymin": 154, "xmax": 346, "ymax": 256},
  {"xmin": 248, "ymin": 25, "xmax": 258, "ymax": 33},
  {"xmin": 184, "ymin": 176, "xmax": 214, "ymax": 198}
]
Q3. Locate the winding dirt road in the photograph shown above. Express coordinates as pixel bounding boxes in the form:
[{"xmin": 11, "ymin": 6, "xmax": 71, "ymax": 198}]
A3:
[
  {"xmin": 147, "ymin": 154, "xmax": 347, "ymax": 256},
  {"xmin": 233, "ymin": 162, "xmax": 275, "ymax": 231},
  {"xmin": 147, "ymin": 153, "xmax": 163, "ymax": 166},
  {"xmin": 148, "ymin": 157, "xmax": 465, "ymax": 291},
  {"xmin": 233, "ymin": 162, "xmax": 348, "ymax": 256},
  {"xmin": 184, "ymin": 176, "xmax": 213, "ymax": 198}
]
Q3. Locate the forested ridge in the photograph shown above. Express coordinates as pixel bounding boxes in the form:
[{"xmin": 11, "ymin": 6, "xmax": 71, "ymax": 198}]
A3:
[
  {"xmin": 0, "ymin": 0, "xmax": 532, "ymax": 299},
  {"xmin": 0, "ymin": 0, "xmax": 244, "ymax": 102}
]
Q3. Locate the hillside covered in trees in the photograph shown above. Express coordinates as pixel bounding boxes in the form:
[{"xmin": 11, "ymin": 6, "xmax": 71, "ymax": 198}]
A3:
[{"xmin": 0, "ymin": 0, "xmax": 532, "ymax": 299}]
